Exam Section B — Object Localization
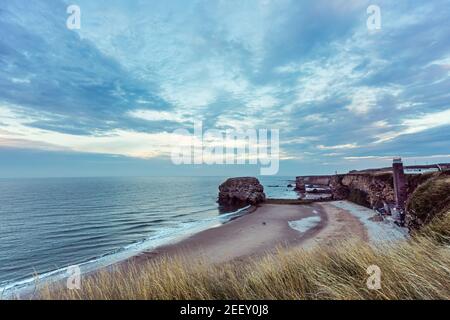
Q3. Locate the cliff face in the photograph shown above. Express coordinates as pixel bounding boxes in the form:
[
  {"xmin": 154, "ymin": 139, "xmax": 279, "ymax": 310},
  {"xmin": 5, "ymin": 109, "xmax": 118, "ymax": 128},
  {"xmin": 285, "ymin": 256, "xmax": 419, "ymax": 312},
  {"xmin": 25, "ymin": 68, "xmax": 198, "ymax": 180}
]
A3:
[
  {"xmin": 218, "ymin": 177, "xmax": 266, "ymax": 207},
  {"xmin": 297, "ymin": 172, "xmax": 435, "ymax": 210},
  {"xmin": 337, "ymin": 173, "xmax": 395, "ymax": 208}
]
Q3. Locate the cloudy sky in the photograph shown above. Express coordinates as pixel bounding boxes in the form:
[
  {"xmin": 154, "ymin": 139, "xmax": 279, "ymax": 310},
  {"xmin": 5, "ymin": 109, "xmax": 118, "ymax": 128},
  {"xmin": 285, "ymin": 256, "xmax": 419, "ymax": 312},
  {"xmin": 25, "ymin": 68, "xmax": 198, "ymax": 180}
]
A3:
[{"xmin": 0, "ymin": 0, "xmax": 449, "ymax": 177}]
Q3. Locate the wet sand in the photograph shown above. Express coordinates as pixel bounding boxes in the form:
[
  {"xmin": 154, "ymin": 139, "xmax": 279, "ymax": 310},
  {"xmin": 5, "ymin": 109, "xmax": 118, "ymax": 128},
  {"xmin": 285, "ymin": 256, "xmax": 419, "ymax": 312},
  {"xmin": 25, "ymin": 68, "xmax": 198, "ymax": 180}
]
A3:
[
  {"xmin": 302, "ymin": 202, "xmax": 369, "ymax": 248},
  {"xmin": 125, "ymin": 201, "xmax": 368, "ymax": 266},
  {"xmin": 26, "ymin": 201, "xmax": 374, "ymax": 298}
]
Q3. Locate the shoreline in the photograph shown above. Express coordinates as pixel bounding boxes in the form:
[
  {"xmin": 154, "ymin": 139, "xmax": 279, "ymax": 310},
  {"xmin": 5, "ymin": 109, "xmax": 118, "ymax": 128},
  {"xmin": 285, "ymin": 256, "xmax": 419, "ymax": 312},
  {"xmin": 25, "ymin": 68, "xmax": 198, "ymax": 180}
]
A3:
[
  {"xmin": 121, "ymin": 202, "xmax": 329, "ymax": 267},
  {"xmin": 109, "ymin": 199, "xmax": 407, "ymax": 269},
  {"xmin": 113, "ymin": 199, "xmax": 385, "ymax": 272},
  {"xmin": 1, "ymin": 204, "xmax": 256, "ymax": 299},
  {"xmin": 11, "ymin": 199, "xmax": 408, "ymax": 299}
]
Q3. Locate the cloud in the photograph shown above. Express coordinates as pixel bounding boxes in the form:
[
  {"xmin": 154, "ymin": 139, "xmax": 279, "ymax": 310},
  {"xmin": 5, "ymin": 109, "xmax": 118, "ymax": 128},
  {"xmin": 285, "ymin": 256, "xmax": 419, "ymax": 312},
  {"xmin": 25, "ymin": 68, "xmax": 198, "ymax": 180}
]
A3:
[
  {"xmin": 344, "ymin": 155, "xmax": 394, "ymax": 161},
  {"xmin": 346, "ymin": 88, "xmax": 378, "ymax": 115},
  {"xmin": 1, "ymin": 0, "xmax": 450, "ymax": 176},
  {"xmin": 0, "ymin": 104, "xmax": 184, "ymax": 158},
  {"xmin": 0, "ymin": 105, "xmax": 287, "ymax": 164},
  {"xmin": 344, "ymin": 154, "xmax": 450, "ymax": 161},
  {"xmin": 0, "ymin": 0, "xmax": 170, "ymax": 132},
  {"xmin": 372, "ymin": 120, "xmax": 390, "ymax": 128},
  {"xmin": 402, "ymin": 109, "xmax": 450, "ymax": 135},
  {"xmin": 127, "ymin": 109, "xmax": 184, "ymax": 123},
  {"xmin": 283, "ymin": 136, "xmax": 320, "ymax": 145},
  {"xmin": 374, "ymin": 109, "xmax": 450, "ymax": 143},
  {"xmin": 317, "ymin": 143, "xmax": 359, "ymax": 150}
]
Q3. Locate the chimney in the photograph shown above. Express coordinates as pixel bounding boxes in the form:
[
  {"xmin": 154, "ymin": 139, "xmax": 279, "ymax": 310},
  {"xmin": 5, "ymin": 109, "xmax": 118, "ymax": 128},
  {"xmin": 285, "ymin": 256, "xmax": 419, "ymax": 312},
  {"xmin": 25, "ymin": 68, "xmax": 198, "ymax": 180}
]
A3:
[{"xmin": 392, "ymin": 158, "xmax": 407, "ymax": 210}]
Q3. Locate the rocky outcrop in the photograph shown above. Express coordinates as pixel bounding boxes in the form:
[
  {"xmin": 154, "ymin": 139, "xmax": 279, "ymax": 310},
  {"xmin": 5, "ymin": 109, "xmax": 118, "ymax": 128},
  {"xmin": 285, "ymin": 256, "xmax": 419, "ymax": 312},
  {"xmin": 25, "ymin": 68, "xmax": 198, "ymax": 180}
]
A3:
[
  {"xmin": 297, "ymin": 171, "xmax": 434, "ymax": 210},
  {"xmin": 218, "ymin": 177, "xmax": 266, "ymax": 207},
  {"xmin": 329, "ymin": 175, "xmax": 349, "ymax": 200},
  {"xmin": 296, "ymin": 173, "xmax": 395, "ymax": 207},
  {"xmin": 330, "ymin": 172, "xmax": 439, "ymax": 210},
  {"xmin": 295, "ymin": 176, "xmax": 331, "ymax": 190},
  {"xmin": 296, "ymin": 167, "xmax": 449, "ymax": 232},
  {"xmin": 337, "ymin": 173, "xmax": 395, "ymax": 208}
]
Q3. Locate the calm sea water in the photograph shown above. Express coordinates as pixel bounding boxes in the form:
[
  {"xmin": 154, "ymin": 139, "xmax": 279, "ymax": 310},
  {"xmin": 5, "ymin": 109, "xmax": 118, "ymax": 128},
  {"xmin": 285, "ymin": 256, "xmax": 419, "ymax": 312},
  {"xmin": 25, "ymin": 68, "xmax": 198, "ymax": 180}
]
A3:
[{"xmin": 0, "ymin": 176, "xmax": 297, "ymax": 293}]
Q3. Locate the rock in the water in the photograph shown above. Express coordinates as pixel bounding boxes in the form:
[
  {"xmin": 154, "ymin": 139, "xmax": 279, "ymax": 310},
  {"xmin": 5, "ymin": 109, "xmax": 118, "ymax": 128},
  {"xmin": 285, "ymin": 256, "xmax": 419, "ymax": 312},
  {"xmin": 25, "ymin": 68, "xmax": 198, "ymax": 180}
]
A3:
[{"xmin": 218, "ymin": 177, "xmax": 266, "ymax": 206}]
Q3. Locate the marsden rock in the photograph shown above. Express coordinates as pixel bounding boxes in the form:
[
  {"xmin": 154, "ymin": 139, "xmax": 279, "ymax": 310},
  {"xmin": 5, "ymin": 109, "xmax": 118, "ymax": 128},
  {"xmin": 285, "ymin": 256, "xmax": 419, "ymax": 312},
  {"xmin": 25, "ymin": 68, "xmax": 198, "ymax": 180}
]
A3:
[{"xmin": 218, "ymin": 177, "xmax": 266, "ymax": 206}]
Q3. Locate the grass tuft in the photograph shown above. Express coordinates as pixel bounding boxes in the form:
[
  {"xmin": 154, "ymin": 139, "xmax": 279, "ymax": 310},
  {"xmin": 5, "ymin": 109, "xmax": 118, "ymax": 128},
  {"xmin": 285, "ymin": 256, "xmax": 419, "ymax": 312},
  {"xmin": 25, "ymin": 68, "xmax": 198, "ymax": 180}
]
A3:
[{"xmin": 38, "ymin": 212, "xmax": 450, "ymax": 300}]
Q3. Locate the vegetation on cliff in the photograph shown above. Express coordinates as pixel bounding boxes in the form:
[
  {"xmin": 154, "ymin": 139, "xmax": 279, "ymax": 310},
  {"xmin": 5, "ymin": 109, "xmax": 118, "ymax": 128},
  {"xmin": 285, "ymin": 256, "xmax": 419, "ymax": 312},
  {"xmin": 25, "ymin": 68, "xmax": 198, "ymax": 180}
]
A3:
[{"xmin": 406, "ymin": 171, "xmax": 450, "ymax": 231}]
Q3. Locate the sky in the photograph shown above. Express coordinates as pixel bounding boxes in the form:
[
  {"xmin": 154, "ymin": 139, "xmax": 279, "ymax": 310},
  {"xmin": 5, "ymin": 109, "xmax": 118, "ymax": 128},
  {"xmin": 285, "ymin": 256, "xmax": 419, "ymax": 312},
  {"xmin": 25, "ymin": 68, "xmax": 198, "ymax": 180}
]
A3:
[{"xmin": 0, "ymin": 0, "xmax": 450, "ymax": 178}]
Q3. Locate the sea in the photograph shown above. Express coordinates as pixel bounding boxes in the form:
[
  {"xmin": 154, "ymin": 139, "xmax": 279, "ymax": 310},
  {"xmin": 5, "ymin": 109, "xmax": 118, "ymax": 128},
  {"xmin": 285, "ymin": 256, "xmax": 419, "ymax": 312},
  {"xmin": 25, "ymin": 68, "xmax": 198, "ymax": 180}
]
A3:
[{"xmin": 0, "ymin": 176, "xmax": 298, "ymax": 296}]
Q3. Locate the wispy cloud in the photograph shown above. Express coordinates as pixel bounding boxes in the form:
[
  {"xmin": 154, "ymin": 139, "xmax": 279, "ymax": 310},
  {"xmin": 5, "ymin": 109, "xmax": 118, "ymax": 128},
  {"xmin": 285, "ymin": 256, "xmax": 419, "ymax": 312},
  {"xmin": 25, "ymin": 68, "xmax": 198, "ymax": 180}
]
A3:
[
  {"xmin": 374, "ymin": 109, "xmax": 450, "ymax": 143},
  {"xmin": 1, "ymin": 0, "xmax": 450, "ymax": 176},
  {"xmin": 127, "ymin": 109, "xmax": 184, "ymax": 123},
  {"xmin": 317, "ymin": 143, "xmax": 359, "ymax": 150}
]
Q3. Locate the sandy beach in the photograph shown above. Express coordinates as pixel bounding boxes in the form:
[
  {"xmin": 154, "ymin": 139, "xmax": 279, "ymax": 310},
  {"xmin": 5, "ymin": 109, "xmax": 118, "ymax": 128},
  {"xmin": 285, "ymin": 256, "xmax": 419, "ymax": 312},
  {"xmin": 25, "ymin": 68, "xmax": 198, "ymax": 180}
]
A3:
[
  {"xmin": 124, "ymin": 201, "xmax": 375, "ymax": 267},
  {"xmin": 18, "ymin": 200, "xmax": 405, "ymax": 299},
  {"xmin": 22, "ymin": 199, "xmax": 412, "ymax": 300}
]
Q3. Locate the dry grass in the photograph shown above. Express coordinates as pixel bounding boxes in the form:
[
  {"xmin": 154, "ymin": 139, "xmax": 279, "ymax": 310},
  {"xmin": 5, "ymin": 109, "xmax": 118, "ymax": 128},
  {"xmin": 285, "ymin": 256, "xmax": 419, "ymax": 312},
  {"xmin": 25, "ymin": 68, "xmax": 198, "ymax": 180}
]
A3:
[
  {"xmin": 38, "ymin": 212, "xmax": 450, "ymax": 300},
  {"xmin": 407, "ymin": 171, "xmax": 450, "ymax": 230}
]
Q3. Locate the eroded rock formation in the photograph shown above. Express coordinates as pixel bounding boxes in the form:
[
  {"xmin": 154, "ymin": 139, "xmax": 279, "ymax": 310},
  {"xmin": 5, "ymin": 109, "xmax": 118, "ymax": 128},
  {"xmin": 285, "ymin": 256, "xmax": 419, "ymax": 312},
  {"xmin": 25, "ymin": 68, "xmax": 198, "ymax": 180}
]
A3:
[
  {"xmin": 218, "ymin": 177, "xmax": 266, "ymax": 207},
  {"xmin": 329, "ymin": 175, "xmax": 349, "ymax": 200},
  {"xmin": 337, "ymin": 173, "xmax": 395, "ymax": 208}
]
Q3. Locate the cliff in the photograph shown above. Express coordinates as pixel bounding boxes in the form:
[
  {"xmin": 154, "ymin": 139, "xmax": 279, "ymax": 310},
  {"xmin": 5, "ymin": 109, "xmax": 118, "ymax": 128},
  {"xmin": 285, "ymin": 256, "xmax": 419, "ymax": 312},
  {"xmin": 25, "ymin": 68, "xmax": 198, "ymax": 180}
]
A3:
[
  {"xmin": 334, "ymin": 173, "xmax": 395, "ymax": 208},
  {"xmin": 296, "ymin": 171, "xmax": 436, "ymax": 209}
]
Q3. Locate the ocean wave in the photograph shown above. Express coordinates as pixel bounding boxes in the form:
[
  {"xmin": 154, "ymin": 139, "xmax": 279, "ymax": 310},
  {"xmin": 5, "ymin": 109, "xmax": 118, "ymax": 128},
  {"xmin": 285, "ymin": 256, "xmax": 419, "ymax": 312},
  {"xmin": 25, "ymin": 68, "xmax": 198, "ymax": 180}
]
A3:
[{"xmin": 0, "ymin": 205, "xmax": 251, "ymax": 299}]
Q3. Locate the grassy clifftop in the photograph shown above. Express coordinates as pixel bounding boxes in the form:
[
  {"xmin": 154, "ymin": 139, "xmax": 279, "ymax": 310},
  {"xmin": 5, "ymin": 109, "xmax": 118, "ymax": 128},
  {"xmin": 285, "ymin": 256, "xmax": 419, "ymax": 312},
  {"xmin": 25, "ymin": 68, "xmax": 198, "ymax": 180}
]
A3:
[
  {"xmin": 406, "ymin": 171, "xmax": 450, "ymax": 231},
  {"xmin": 39, "ymin": 212, "xmax": 450, "ymax": 300}
]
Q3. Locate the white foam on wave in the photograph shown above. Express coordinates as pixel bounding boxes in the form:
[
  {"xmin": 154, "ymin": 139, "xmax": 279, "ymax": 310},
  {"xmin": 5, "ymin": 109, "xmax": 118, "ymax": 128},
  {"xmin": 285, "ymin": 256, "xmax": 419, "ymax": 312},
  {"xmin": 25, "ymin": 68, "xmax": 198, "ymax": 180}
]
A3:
[{"xmin": 0, "ymin": 205, "xmax": 251, "ymax": 299}]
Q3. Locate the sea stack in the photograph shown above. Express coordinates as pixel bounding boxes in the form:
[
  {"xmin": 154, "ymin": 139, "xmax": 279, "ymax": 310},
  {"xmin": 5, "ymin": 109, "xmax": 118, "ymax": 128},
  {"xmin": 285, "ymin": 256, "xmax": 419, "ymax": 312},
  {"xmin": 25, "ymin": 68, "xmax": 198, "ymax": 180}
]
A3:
[{"xmin": 218, "ymin": 177, "xmax": 266, "ymax": 206}]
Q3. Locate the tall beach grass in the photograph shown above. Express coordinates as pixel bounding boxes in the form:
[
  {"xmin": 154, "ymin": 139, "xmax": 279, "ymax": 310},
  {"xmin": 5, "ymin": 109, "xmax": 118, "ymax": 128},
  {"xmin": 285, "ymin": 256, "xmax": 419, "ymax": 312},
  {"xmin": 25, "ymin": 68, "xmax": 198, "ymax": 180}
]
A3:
[{"xmin": 38, "ymin": 211, "xmax": 450, "ymax": 300}]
